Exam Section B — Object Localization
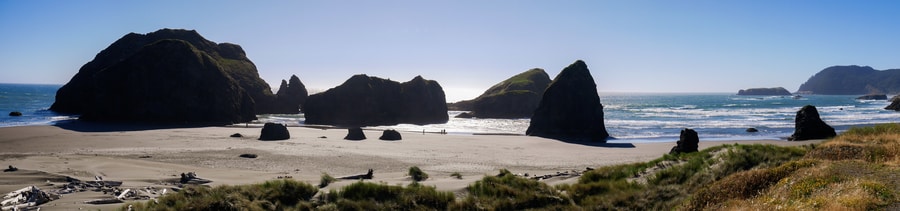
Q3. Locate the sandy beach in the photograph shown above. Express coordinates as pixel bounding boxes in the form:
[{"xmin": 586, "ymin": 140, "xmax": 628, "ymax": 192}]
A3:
[{"xmin": 0, "ymin": 122, "xmax": 822, "ymax": 210}]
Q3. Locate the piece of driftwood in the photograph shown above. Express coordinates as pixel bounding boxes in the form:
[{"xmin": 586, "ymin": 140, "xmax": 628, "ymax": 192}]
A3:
[{"xmin": 338, "ymin": 169, "xmax": 374, "ymax": 180}]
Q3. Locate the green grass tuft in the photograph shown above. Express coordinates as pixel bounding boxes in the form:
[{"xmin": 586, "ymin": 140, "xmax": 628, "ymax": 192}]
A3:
[
  {"xmin": 450, "ymin": 172, "xmax": 462, "ymax": 179},
  {"xmin": 319, "ymin": 172, "xmax": 337, "ymax": 188},
  {"xmin": 408, "ymin": 166, "xmax": 429, "ymax": 182}
]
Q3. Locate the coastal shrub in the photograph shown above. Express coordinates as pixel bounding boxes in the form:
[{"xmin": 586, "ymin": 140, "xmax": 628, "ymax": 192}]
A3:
[
  {"xmin": 456, "ymin": 169, "xmax": 573, "ymax": 210},
  {"xmin": 807, "ymin": 123, "xmax": 900, "ymax": 164},
  {"xmin": 319, "ymin": 172, "xmax": 337, "ymax": 188},
  {"xmin": 324, "ymin": 181, "xmax": 454, "ymax": 210},
  {"xmin": 450, "ymin": 172, "xmax": 462, "ymax": 179},
  {"xmin": 712, "ymin": 160, "xmax": 898, "ymax": 210},
  {"xmin": 684, "ymin": 159, "xmax": 818, "ymax": 210},
  {"xmin": 408, "ymin": 166, "xmax": 429, "ymax": 182},
  {"xmin": 126, "ymin": 179, "xmax": 318, "ymax": 210}
]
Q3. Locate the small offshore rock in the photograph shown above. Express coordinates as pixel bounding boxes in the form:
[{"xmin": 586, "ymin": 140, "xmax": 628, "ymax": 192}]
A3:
[
  {"xmin": 886, "ymin": 96, "xmax": 900, "ymax": 111},
  {"xmin": 746, "ymin": 128, "xmax": 759, "ymax": 132},
  {"xmin": 8, "ymin": 111, "xmax": 22, "ymax": 116},
  {"xmin": 856, "ymin": 94, "xmax": 887, "ymax": 100},
  {"xmin": 454, "ymin": 112, "xmax": 475, "ymax": 118}
]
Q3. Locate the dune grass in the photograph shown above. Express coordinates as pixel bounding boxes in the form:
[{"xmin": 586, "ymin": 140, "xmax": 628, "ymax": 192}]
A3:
[
  {"xmin": 125, "ymin": 179, "xmax": 318, "ymax": 211},
  {"xmin": 407, "ymin": 166, "xmax": 429, "ymax": 182},
  {"xmin": 323, "ymin": 181, "xmax": 454, "ymax": 210},
  {"xmin": 695, "ymin": 123, "xmax": 900, "ymax": 210},
  {"xmin": 122, "ymin": 124, "xmax": 900, "ymax": 210},
  {"xmin": 319, "ymin": 173, "xmax": 336, "ymax": 188}
]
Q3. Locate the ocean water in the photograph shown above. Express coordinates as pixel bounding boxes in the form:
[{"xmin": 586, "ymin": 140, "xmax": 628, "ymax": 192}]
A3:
[
  {"xmin": 2, "ymin": 83, "xmax": 898, "ymax": 142},
  {"xmin": 0, "ymin": 83, "xmax": 76, "ymax": 127},
  {"xmin": 260, "ymin": 93, "xmax": 899, "ymax": 142}
]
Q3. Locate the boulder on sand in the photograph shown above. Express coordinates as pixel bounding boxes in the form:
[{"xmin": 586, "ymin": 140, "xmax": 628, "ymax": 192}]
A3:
[
  {"xmin": 379, "ymin": 129, "xmax": 402, "ymax": 141},
  {"xmin": 669, "ymin": 128, "xmax": 699, "ymax": 154},
  {"xmin": 345, "ymin": 127, "xmax": 366, "ymax": 140},
  {"xmin": 788, "ymin": 105, "xmax": 836, "ymax": 141},
  {"xmin": 259, "ymin": 123, "xmax": 290, "ymax": 140},
  {"xmin": 526, "ymin": 60, "xmax": 609, "ymax": 142}
]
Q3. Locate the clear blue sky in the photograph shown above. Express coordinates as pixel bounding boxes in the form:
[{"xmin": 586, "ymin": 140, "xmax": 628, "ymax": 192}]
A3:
[{"xmin": 2, "ymin": 1, "xmax": 899, "ymax": 102}]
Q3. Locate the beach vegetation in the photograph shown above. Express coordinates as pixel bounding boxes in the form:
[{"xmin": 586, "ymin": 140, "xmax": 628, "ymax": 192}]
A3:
[
  {"xmin": 407, "ymin": 166, "xmax": 429, "ymax": 182},
  {"xmin": 125, "ymin": 179, "xmax": 318, "ymax": 211},
  {"xmin": 450, "ymin": 172, "xmax": 463, "ymax": 179},
  {"xmin": 319, "ymin": 172, "xmax": 337, "ymax": 188},
  {"xmin": 323, "ymin": 181, "xmax": 455, "ymax": 210},
  {"xmin": 453, "ymin": 169, "xmax": 575, "ymax": 210}
]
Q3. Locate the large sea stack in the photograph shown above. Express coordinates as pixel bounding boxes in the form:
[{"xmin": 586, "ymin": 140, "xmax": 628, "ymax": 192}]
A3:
[
  {"xmin": 50, "ymin": 29, "xmax": 278, "ymax": 123},
  {"xmin": 449, "ymin": 68, "xmax": 551, "ymax": 118},
  {"xmin": 526, "ymin": 60, "xmax": 609, "ymax": 142},
  {"xmin": 789, "ymin": 105, "xmax": 836, "ymax": 141},
  {"xmin": 303, "ymin": 75, "xmax": 448, "ymax": 126}
]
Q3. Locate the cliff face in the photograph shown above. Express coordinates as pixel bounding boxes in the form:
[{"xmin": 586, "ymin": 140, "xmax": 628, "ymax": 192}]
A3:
[
  {"xmin": 737, "ymin": 87, "xmax": 792, "ymax": 96},
  {"xmin": 449, "ymin": 68, "xmax": 551, "ymax": 118},
  {"xmin": 798, "ymin": 65, "xmax": 900, "ymax": 95},
  {"xmin": 526, "ymin": 60, "xmax": 609, "ymax": 142},
  {"xmin": 302, "ymin": 75, "xmax": 448, "ymax": 126},
  {"xmin": 50, "ymin": 29, "xmax": 277, "ymax": 123}
]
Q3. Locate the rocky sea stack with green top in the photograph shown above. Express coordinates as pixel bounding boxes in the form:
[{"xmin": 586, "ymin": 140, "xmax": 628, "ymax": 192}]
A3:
[
  {"xmin": 449, "ymin": 68, "xmax": 551, "ymax": 118},
  {"xmin": 50, "ymin": 28, "xmax": 281, "ymax": 123}
]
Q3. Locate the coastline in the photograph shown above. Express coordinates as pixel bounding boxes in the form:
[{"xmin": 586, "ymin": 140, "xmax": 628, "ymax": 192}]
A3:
[{"xmin": 0, "ymin": 123, "xmax": 823, "ymax": 209}]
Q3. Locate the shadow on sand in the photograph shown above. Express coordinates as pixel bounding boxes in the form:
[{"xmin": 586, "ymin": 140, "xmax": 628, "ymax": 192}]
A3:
[
  {"xmin": 53, "ymin": 120, "xmax": 224, "ymax": 132},
  {"xmin": 536, "ymin": 135, "xmax": 636, "ymax": 148}
]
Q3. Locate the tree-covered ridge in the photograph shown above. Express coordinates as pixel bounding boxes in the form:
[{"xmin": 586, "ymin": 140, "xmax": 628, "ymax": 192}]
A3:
[{"xmin": 798, "ymin": 65, "xmax": 900, "ymax": 95}]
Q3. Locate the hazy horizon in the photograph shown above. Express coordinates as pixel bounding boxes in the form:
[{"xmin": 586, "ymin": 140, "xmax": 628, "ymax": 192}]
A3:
[{"xmin": 3, "ymin": 1, "xmax": 899, "ymax": 102}]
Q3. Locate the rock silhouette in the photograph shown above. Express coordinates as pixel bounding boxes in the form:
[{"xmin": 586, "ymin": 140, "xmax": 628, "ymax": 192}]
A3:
[
  {"xmin": 272, "ymin": 75, "xmax": 308, "ymax": 114},
  {"xmin": 8, "ymin": 111, "xmax": 22, "ymax": 116},
  {"xmin": 345, "ymin": 127, "xmax": 366, "ymax": 140},
  {"xmin": 259, "ymin": 123, "xmax": 290, "ymax": 140},
  {"xmin": 669, "ymin": 128, "xmax": 699, "ymax": 154},
  {"xmin": 379, "ymin": 129, "xmax": 402, "ymax": 141},
  {"xmin": 50, "ymin": 28, "xmax": 275, "ymax": 123},
  {"xmin": 303, "ymin": 75, "xmax": 448, "ymax": 126},
  {"xmin": 788, "ymin": 105, "xmax": 836, "ymax": 141},
  {"xmin": 526, "ymin": 60, "xmax": 609, "ymax": 142}
]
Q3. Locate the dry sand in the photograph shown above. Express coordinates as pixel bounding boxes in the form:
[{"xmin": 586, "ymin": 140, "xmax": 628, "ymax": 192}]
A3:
[{"xmin": 0, "ymin": 122, "xmax": 822, "ymax": 210}]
